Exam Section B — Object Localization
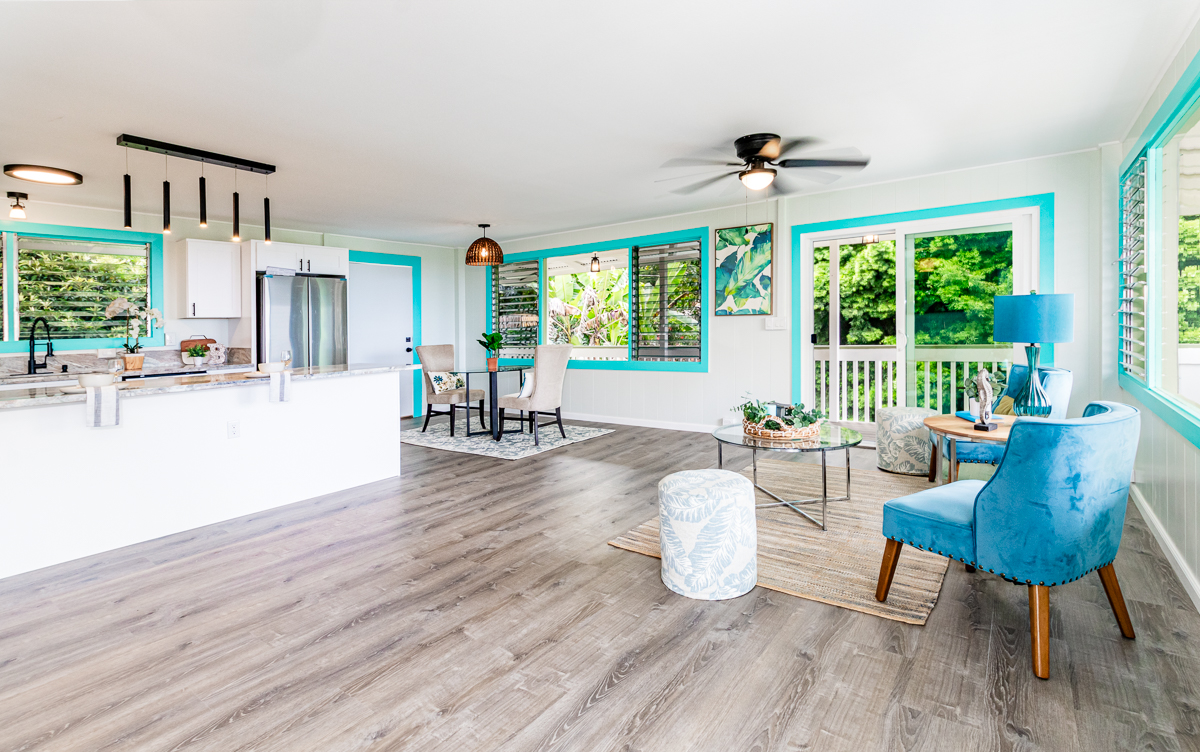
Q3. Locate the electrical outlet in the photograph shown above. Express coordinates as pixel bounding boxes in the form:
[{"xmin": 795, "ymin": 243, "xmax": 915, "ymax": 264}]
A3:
[
  {"xmin": 227, "ymin": 421, "xmax": 241, "ymax": 439},
  {"xmin": 96, "ymin": 348, "xmax": 118, "ymax": 358}
]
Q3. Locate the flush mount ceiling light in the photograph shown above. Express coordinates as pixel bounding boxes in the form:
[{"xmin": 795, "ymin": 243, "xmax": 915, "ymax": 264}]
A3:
[
  {"xmin": 465, "ymin": 224, "xmax": 503, "ymax": 266},
  {"xmin": 590, "ymin": 253, "xmax": 601, "ymax": 272},
  {"xmin": 8, "ymin": 192, "xmax": 27, "ymax": 219},
  {"xmin": 4, "ymin": 164, "xmax": 83, "ymax": 185},
  {"xmin": 739, "ymin": 165, "xmax": 777, "ymax": 191}
]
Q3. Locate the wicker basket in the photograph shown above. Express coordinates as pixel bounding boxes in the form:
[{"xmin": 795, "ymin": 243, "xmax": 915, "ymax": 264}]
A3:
[{"xmin": 742, "ymin": 418, "xmax": 822, "ymax": 441}]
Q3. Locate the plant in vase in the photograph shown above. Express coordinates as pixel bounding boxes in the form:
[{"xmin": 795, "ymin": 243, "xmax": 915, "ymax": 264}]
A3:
[
  {"xmin": 477, "ymin": 332, "xmax": 503, "ymax": 372},
  {"xmin": 735, "ymin": 398, "xmax": 824, "ymax": 440},
  {"xmin": 184, "ymin": 344, "xmax": 208, "ymax": 368},
  {"xmin": 105, "ymin": 298, "xmax": 163, "ymax": 371}
]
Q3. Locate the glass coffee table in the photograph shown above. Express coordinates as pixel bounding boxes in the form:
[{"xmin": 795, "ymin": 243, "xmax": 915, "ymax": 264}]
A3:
[{"xmin": 712, "ymin": 423, "xmax": 864, "ymax": 531}]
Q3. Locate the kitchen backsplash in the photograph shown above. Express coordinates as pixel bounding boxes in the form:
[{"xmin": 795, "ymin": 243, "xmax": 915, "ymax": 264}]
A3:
[{"xmin": 0, "ymin": 347, "xmax": 251, "ymax": 376}]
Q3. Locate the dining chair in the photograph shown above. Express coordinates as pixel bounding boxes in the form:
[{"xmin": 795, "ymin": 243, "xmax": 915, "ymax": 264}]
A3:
[
  {"xmin": 928, "ymin": 365, "xmax": 1073, "ymax": 482},
  {"xmin": 877, "ymin": 401, "xmax": 1141, "ymax": 679},
  {"xmin": 414, "ymin": 344, "xmax": 486, "ymax": 437},
  {"xmin": 497, "ymin": 344, "xmax": 573, "ymax": 445}
]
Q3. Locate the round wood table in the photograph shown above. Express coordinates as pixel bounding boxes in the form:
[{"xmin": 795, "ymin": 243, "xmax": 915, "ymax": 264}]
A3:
[{"xmin": 923, "ymin": 414, "xmax": 1016, "ymax": 484}]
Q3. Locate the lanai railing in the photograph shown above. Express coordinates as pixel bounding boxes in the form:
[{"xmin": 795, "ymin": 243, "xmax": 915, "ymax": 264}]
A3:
[{"xmin": 813, "ymin": 346, "xmax": 1012, "ymax": 424}]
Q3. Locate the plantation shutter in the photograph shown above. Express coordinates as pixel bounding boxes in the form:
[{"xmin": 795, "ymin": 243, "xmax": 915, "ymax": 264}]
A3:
[
  {"xmin": 492, "ymin": 259, "xmax": 540, "ymax": 357},
  {"xmin": 631, "ymin": 241, "xmax": 702, "ymax": 361},
  {"xmin": 15, "ymin": 235, "xmax": 150, "ymax": 340},
  {"xmin": 1118, "ymin": 156, "xmax": 1147, "ymax": 381}
]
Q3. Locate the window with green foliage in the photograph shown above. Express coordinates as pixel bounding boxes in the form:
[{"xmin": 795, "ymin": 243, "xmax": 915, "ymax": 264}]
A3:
[
  {"xmin": 813, "ymin": 240, "xmax": 897, "ymax": 346},
  {"xmin": 15, "ymin": 236, "xmax": 150, "ymax": 340},
  {"xmin": 913, "ymin": 230, "xmax": 1013, "ymax": 345},
  {"xmin": 632, "ymin": 241, "xmax": 701, "ymax": 361},
  {"xmin": 1178, "ymin": 215, "xmax": 1200, "ymax": 343},
  {"xmin": 493, "ymin": 259, "xmax": 540, "ymax": 357},
  {"xmin": 546, "ymin": 250, "xmax": 629, "ymax": 359}
]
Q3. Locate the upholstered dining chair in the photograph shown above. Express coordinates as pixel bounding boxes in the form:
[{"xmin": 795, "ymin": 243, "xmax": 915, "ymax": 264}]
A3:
[
  {"xmin": 497, "ymin": 344, "xmax": 573, "ymax": 445},
  {"xmin": 877, "ymin": 401, "xmax": 1141, "ymax": 679},
  {"xmin": 929, "ymin": 365, "xmax": 1073, "ymax": 482},
  {"xmin": 414, "ymin": 344, "xmax": 486, "ymax": 437}
]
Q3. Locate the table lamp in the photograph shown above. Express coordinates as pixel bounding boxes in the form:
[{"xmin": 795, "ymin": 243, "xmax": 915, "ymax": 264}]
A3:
[{"xmin": 992, "ymin": 292, "xmax": 1074, "ymax": 417}]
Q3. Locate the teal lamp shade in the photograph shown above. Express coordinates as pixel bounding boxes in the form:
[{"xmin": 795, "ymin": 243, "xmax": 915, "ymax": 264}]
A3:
[
  {"xmin": 993, "ymin": 293, "xmax": 1074, "ymax": 418},
  {"xmin": 993, "ymin": 294, "xmax": 1074, "ymax": 344}
]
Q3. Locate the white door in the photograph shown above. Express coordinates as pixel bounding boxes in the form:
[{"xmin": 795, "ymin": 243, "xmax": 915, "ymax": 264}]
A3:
[{"xmin": 348, "ymin": 262, "xmax": 415, "ymax": 416}]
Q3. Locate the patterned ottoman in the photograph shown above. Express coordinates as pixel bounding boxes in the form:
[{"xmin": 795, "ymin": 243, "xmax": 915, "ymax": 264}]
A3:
[
  {"xmin": 876, "ymin": 407, "xmax": 937, "ymax": 475},
  {"xmin": 658, "ymin": 469, "xmax": 757, "ymax": 600}
]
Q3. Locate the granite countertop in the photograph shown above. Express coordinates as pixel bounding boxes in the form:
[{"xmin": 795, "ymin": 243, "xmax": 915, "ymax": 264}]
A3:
[
  {"xmin": 0, "ymin": 364, "xmax": 418, "ymax": 410},
  {"xmin": 0, "ymin": 363, "xmax": 254, "ymax": 386}
]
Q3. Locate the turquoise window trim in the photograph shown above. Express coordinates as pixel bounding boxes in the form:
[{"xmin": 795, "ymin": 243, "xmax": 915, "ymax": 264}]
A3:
[
  {"xmin": 1114, "ymin": 44, "xmax": 1200, "ymax": 451},
  {"xmin": 0, "ymin": 220, "xmax": 164, "ymax": 353},
  {"xmin": 789, "ymin": 193, "xmax": 1055, "ymax": 404},
  {"xmin": 347, "ymin": 250, "xmax": 424, "ymax": 417},
  {"xmin": 489, "ymin": 227, "xmax": 710, "ymax": 373}
]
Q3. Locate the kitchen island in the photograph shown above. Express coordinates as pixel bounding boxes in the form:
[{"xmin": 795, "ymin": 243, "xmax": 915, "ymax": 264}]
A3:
[{"xmin": 0, "ymin": 364, "xmax": 416, "ymax": 579}]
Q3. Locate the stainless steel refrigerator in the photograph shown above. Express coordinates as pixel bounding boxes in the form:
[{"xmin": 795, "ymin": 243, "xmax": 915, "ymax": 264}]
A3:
[{"xmin": 257, "ymin": 273, "xmax": 348, "ymax": 367}]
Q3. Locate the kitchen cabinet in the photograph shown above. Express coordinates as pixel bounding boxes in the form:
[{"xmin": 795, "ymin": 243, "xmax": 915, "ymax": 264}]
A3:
[
  {"xmin": 251, "ymin": 241, "xmax": 348, "ymax": 276},
  {"xmin": 182, "ymin": 239, "xmax": 242, "ymax": 318},
  {"xmin": 255, "ymin": 242, "xmax": 300, "ymax": 272},
  {"xmin": 304, "ymin": 245, "xmax": 348, "ymax": 275}
]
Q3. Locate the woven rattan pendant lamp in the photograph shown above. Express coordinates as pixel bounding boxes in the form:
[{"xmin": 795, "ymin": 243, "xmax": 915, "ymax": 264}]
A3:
[{"xmin": 465, "ymin": 223, "xmax": 503, "ymax": 266}]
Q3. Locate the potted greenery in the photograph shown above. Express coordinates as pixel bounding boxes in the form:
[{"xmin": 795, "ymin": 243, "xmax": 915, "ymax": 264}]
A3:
[
  {"xmin": 184, "ymin": 344, "xmax": 208, "ymax": 368},
  {"xmin": 104, "ymin": 298, "xmax": 163, "ymax": 371},
  {"xmin": 478, "ymin": 332, "xmax": 503, "ymax": 372},
  {"xmin": 735, "ymin": 398, "xmax": 824, "ymax": 440},
  {"xmin": 963, "ymin": 367, "xmax": 1008, "ymax": 425}
]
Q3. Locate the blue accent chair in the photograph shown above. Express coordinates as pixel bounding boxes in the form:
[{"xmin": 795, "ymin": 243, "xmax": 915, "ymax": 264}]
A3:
[
  {"xmin": 878, "ymin": 401, "xmax": 1140, "ymax": 679},
  {"xmin": 929, "ymin": 365, "xmax": 1073, "ymax": 481}
]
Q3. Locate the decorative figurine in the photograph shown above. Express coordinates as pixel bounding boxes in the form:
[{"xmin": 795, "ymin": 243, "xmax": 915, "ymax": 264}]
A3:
[{"xmin": 974, "ymin": 368, "xmax": 998, "ymax": 431}]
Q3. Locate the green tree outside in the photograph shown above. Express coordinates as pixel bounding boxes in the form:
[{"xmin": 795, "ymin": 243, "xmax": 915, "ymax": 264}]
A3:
[
  {"xmin": 1179, "ymin": 215, "xmax": 1200, "ymax": 343},
  {"xmin": 17, "ymin": 250, "xmax": 148, "ymax": 340}
]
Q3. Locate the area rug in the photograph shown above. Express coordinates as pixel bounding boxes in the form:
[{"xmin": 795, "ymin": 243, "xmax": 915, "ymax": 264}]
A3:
[
  {"xmin": 401, "ymin": 421, "xmax": 613, "ymax": 460},
  {"xmin": 608, "ymin": 459, "xmax": 949, "ymax": 625}
]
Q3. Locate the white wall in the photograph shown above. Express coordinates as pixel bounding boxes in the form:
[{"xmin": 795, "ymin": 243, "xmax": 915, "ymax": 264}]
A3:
[
  {"xmin": 1107, "ymin": 22, "xmax": 1200, "ymax": 610},
  {"xmin": 484, "ymin": 149, "xmax": 1104, "ymax": 430}
]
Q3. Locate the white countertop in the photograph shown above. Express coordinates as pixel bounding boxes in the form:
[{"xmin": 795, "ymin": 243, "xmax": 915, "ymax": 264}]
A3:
[{"xmin": 0, "ymin": 363, "xmax": 420, "ymax": 410}]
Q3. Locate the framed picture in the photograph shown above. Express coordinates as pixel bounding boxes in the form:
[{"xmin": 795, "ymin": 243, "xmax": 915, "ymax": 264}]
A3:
[{"xmin": 714, "ymin": 223, "xmax": 773, "ymax": 316}]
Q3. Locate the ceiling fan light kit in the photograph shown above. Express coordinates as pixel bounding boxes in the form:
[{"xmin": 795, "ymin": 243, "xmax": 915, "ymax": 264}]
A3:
[
  {"xmin": 466, "ymin": 224, "xmax": 503, "ymax": 266},
  {"xmin": 739, "ymin": 166, "xmax": 776, "ymax": 191}
]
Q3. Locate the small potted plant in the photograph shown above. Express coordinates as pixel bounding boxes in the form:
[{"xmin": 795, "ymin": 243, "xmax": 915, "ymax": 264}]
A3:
[
  {"xmin": 735, "ymin": 398, "xmax": 824, "ymax": 440},
  {"xmin": 105, "ymin": 298, "xmax": 163, "ymax": 372},
  {"xmin": 964, "ymin": 367, "xmax": 1008, "ymax": 427},
  {"xmin": 183, "ymin": 343, "xmax": 208, "ymax": 368},
  {"xmin": 477, "ymin": 331, "xmax": 503, "ymax": 372}
]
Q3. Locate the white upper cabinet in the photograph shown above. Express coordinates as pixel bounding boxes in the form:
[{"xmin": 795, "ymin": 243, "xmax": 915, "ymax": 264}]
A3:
[
  {"xmin": 251, "ymin": 240, "xmax": 348, "ymax": 276},
  {"xmin": 182, "ymin": 239, "xmax": 242, "ymax": 318}
]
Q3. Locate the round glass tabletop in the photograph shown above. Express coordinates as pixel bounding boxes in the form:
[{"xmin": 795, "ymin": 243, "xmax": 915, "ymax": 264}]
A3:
[
  {"xmin": 459, "ymin": 366, "xmax": 529, "ymax": 374},
  {"xmin": 711, "ymin": 422, "xmax": 864, "ymax": 452}
]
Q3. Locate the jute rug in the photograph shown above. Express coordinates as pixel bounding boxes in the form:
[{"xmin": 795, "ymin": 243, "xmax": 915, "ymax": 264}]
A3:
[{"xmin": 608, "ymin": 459, "xmax": 949, "ymax": 625}]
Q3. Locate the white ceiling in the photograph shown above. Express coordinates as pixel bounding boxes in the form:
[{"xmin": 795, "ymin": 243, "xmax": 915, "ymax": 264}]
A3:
[{"xmin": 1, "ymin": 0, "xmax": 1196, "ymax": 247}]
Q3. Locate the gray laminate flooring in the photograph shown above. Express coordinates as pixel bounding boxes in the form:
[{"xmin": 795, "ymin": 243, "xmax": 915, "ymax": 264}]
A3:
[{"xmin": 1, "ymin": 420, "xmax": 1198, "ymax": 752}]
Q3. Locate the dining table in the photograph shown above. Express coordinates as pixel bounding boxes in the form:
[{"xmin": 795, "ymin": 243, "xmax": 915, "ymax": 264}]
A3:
[{"xmin": 462, "ymin": 366, "xmax": 529, "ymax": 441}]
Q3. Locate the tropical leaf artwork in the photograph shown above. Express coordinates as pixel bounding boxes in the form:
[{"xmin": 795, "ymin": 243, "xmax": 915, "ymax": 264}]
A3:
[{"xmin": 714, "ymin": 223, "xmax": 772, "ymax": 316}]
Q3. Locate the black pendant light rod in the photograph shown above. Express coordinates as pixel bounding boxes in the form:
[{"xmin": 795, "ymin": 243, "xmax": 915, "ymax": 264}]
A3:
[
  {"xmin": 117, "ymin": 134, "xmax": 276, "ymax": 174},
  {"xmin": 263, "ymin": 173, "xmax": 271, "ymax": 244},
  {"xmin": 123, "ymin": 174, "xmax": 132, "ymax": 229},
  {"xmin": 199, "ymin": 174, "xmax": 207, "ymax": 227},
  {"xmin": 162, "ymin": 155, "xmax": 171, "ymax": 234}
]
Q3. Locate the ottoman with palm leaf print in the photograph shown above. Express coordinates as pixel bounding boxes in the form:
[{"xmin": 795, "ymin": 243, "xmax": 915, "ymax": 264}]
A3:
[
  {"xmin": 658, "ymin": 469, "xmax": 757, "ymax": 600},
  {"xmin": 876, "ymin": 406, "xmax": 937, "ymax": 475}
]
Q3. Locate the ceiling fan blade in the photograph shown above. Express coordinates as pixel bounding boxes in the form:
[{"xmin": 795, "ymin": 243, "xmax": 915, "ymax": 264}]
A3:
[
  {"xmin": 777, "ymin": 157, "xmax": 870, "ymax": 169},
  {"xmin": 773, "ymin": 138, "xmax": 817, "ymax": 160},
  {"xmin": 655, "ymin": 169, "xmax": 734, "ymax": 183},
  {"xmin": 789, "ymin": 169, "xmax": 841, "ymax": 185},
  {"xmin": 767, "ymin": 173, "xmax": 802, "ymax": 198},
  {"xmin": 670, "ymin": 171, "xmax": 739, "ymax": 195},
  {"xmin": 660, "ymin": 157, "xmax": 742, "ymax": 168}
]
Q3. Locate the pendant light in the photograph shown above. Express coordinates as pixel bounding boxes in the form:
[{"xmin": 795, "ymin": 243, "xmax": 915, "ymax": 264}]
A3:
[
  {"xmin": 162, "ymin": 155, "xmax": 171, "ymax": 234},
  {"xmin": 122, "ymin": 147, "xmax": 131, "ymax": 229},
  {"xmin": 199, "ymin": 163, "xmax": 207, "ymax": 228},
  {"xmin": 465, "ymin": 224, "xmax": 503, "ymax": 266},
  {"xmin": 8, "ymin": 192, "xmax": 27, "ymax": 219},
  {"xmin": 263, "ymin": 174, "xmax": 271, "ymax": 244},
  {"xmin": 231, "ymin": 169, "xmax": 240, "ymax": 242},
  {"xmin": 590, "ymin": 253, "xmax": 600, "ymax": 272},
  {"xmin": 861, "ymin": 234, "xmax": 879, "ymax": 244}
]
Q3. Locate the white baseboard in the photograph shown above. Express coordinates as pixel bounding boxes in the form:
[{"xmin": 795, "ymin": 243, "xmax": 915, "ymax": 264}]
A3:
[
  {"xmin": 1129, "ymin": 483, "xmax": 1200, "ymax": 614},
  {"xmin": 560, "ymin": 411, "xmax": 717, "ymax": 434}
]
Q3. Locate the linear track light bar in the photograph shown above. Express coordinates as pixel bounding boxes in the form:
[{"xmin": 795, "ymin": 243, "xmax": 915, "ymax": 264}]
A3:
[{"xmin": 116, "ymin": 134, "xmax": 276, "ymax": 174}]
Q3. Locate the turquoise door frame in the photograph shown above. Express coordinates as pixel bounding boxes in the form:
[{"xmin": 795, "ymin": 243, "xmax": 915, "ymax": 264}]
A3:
[{"xmin": 348, "ymin": 250, "xmax": 424, "ymax": 417}]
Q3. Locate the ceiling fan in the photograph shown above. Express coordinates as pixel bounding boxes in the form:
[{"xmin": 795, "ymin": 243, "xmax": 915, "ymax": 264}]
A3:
[{"xmin": 661, "ymin": 133, "xmax": 870, "ymax": 195}]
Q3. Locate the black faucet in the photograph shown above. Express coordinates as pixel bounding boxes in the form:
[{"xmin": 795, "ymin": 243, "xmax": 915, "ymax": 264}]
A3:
[{"xmin": 27, "ymin": 317, "xmax": 53, "ymax": 374}]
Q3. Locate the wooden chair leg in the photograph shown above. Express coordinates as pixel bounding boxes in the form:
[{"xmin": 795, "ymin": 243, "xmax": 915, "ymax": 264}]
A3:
[
  {"xmin": 532, "ymin": 410, "xmax": 539, "ymax": 445},
  {"xmin": 478, "ymin": 399, "xmax": 487, "ymax": 430},
  {"xmin": 1098, "ymin": 564, "xmax": 1136, "ymax": 639},
  {"xmin": 875, "ymin": 539, "xmax": 903, "ymax": 602},
  {"xmin": 556, "ymin": 407, "xmax": 566, "ymax": 438},
  {"xmin": 422, "ymin": 406, "xmax": 433, "ymax": 432},
  {"xmin": 1029, "ymin": 585, "xmax": 1050, "ymax": 679},
  {"xmin": 498, "ymin": 408, "xmax": 505, "ymax": 439},
  {"xmin": 927, "ymin": 442, "xmax": 939, "ymax": 482}
]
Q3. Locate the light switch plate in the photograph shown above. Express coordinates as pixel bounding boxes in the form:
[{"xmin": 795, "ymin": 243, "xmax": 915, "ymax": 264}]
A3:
[{"xmin": 764, "ymin": 317, "xmax": 789, "ymax": 331}]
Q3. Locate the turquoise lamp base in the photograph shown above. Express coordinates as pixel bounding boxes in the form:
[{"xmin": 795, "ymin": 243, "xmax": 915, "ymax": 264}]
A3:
[{"xmin": 1013, "ymin": 344, "xmax": 1052, "ymax": 418}]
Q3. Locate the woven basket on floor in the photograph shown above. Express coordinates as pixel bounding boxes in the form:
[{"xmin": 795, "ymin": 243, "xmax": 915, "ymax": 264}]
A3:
[{"xmin": 742, "ymin": 418, "xmax": 822, "ymax": 441}]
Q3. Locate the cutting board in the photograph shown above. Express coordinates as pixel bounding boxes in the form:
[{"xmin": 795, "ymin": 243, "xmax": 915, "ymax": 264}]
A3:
[{"xmin": 180, "ymin": 335, "xmax": 216, "ymax": 353}]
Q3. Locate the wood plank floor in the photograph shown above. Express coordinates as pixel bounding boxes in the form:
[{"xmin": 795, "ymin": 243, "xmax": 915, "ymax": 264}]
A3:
[{"xmin": 1, "ymin": 420, "xmax": 1199, "ymax": 751}]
